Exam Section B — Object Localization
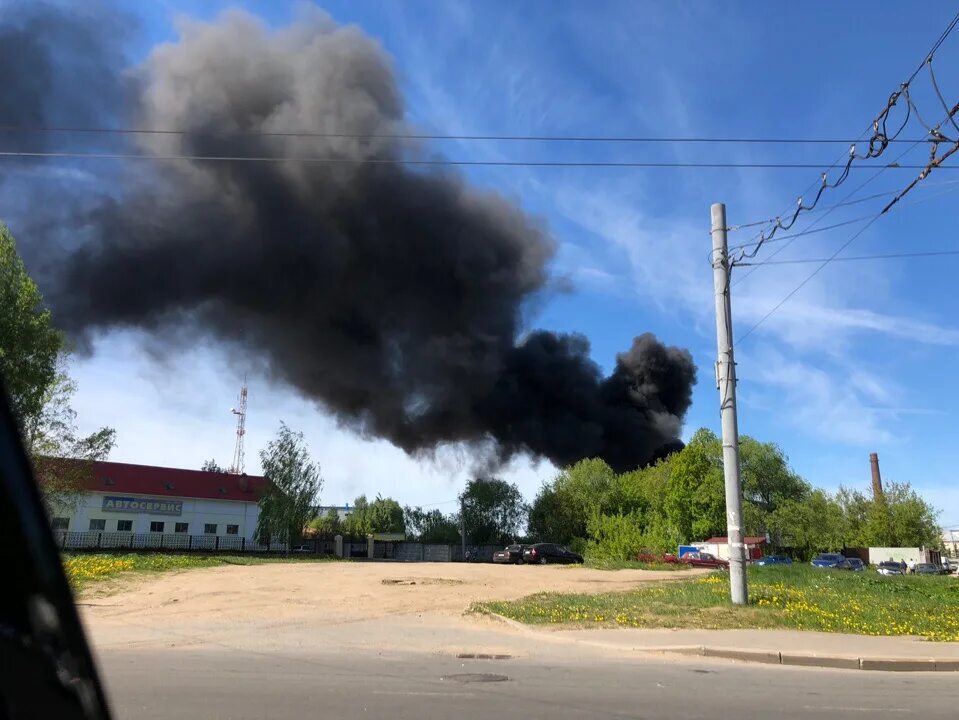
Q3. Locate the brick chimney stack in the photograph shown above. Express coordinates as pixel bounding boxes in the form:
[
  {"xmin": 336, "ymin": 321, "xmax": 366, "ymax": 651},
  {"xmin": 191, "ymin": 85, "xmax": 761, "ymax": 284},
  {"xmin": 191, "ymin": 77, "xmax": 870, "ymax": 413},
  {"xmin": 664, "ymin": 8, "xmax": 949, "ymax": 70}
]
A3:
[{"xmin": 869, "ymin": 452, "xmax": 884, "ymax": 499}]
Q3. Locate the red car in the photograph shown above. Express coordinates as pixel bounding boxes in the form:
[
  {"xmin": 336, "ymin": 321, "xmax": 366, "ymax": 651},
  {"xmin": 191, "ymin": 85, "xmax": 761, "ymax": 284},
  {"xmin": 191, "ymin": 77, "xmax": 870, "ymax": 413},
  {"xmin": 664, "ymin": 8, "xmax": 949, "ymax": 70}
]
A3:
[
  {"xmin": 636, "ymin": 550, "xmax": 680, "ymax": 564},
  {"xmin": 679, "ymin": 551, "xmax": 729, "ymax": 569}
]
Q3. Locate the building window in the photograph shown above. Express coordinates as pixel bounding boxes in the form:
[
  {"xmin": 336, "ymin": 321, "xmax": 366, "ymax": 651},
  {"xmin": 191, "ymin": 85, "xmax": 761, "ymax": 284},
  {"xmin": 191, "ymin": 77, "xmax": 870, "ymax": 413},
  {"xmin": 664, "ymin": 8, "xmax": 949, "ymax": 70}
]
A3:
[
  {"xmin": 175, "ymin": 522, "xmax": 189, "ymax": 534},
  {"xmin": 51, "ymin": 517, "xmax": 69, "ymax": 530},
  {"xmin": 204, "ymin": 523, "xmax": 217, "ymax": 534},
  {"xmin": 117, "ymin": 520, "xmax": 133, "ymax": 532},
  {"xmin": 89, "ymin": 519, "xmax": 106, "ymax": 531},
  {"xmin": 226, "ymin": 524, "xmax": 239, "ymax": 535},
  {"xmin": 150, "ymin": 521, "xmax": 165, "ymax": 533}
]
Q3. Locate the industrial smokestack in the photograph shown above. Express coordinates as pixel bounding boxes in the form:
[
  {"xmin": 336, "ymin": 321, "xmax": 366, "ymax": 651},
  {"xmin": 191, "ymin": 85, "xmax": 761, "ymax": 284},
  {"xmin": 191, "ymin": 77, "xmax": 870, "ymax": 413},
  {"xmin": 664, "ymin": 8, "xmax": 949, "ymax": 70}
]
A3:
[
  {"xmin": 869, "ymin": 452, "xmax": 884, "ymax": 499},
  {"xmin": 5, "ymin": 6, "xmax": 698, "ymax": 473}
]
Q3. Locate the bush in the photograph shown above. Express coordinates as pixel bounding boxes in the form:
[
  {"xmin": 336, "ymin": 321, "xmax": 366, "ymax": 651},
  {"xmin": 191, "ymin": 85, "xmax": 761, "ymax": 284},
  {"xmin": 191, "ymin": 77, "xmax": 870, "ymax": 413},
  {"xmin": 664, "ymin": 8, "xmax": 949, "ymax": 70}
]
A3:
[{"xmin": 584, "ymin": 512, "xmax": 650, "ymax": 563}]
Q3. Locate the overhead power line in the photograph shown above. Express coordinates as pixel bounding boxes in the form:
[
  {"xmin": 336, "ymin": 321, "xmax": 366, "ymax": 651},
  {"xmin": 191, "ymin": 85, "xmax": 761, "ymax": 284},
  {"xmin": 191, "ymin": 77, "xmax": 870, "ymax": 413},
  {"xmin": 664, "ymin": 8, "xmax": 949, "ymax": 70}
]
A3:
[
  {"xmin": 734, "ymin": 9, "xmax": 959, "ymax": 343},
  {"xmin": 735, "ymin": 8, "xmax": 959, "ymax": 261},
  {"xmin": 1, "ymin": 149, "xmax": 957, "ymax": 170},
  {"xmin": 0, "ymin": 125, "xmax": 936, "ymax": 144},
  {"xmin": 727, "ymin": 179, "xmax": 959, "ymax": 252},
  {"xmin": 736, "ymin": 214, "xmax": 884, "ymax": 343},
  {"xmin": 737, "ymin": 248, "xmax": 959, "ymax": 266},
  {"xmin": 725, "ymin": 179, "xmax": 959, "ymax": 232}
]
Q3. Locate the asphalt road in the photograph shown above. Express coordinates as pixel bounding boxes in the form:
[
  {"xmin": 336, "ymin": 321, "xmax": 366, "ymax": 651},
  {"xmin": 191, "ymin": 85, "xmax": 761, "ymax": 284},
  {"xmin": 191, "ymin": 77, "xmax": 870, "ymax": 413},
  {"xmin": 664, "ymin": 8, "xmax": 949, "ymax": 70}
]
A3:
[{"xmin": 97, "ymin": 647, "xmax": 954, "ymax": 720}]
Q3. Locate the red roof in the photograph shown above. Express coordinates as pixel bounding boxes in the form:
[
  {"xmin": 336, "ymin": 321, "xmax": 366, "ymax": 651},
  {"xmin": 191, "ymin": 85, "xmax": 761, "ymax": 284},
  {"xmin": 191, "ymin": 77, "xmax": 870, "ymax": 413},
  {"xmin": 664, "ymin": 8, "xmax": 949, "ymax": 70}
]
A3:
[
  {"xmin": 73, "ymin": 460, "xmax": 269, "ymax": 502},
  {"xmin": 704, "ymin": 536, "xmax": 767, "ymax": 545}
]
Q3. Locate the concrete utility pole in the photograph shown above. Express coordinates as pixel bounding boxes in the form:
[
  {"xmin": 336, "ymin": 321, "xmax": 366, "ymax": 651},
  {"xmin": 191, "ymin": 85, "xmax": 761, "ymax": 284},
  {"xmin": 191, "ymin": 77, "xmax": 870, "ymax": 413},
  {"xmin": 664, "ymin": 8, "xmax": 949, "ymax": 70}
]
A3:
[{"xmin": 710, "ymin": 203, "xmax": 748, "ymax": 605}]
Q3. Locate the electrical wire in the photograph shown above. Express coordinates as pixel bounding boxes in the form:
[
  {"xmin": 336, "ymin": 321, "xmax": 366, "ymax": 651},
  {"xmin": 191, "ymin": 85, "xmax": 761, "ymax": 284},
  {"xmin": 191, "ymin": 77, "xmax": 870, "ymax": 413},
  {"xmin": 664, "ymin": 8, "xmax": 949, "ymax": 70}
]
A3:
[
  {"xmin": 736, "ymin": 213, "xmax": 885, "ymax": 344},
  {"xmin": 733, "ymin": 8, "xmax": 959, "ymax": 259},
  {"xmin": 731, "ymin": 156, "xmax": 911, "ymax": 285},
  {"xmin": 0, "ymin": 125, "xmax": 936, "ymax": 144},
  {"xmin": 737, "ymin": 125, "xmax": 959, "ymax": 342},
  {"xmin": 726, "ymin": 178, "xmax": 959, "ymax": 232},
  {"xmin": 0, "ymin": 149, "xmax": 956, "ymax": 169},
  {"xmin": 728, "ymin": 179, "xmax": 959, "ymax": 253},
  {"xmin": 930, "ymin": 60, "xmax": 959, "ymax": 136},
  {"xmin": 737, "ymin": 248, "xmax": 959, "ymax": 266}
]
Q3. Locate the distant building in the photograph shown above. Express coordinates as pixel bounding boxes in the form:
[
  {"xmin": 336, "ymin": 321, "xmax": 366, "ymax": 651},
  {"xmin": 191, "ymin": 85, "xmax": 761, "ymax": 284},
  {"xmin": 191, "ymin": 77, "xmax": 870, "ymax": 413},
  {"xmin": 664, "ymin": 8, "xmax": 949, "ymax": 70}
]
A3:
[
  {"xmin": 45, "ymin": 459, "xmax": 269, "ymax": 544},
  {"xmin": 943, "ymin": 528, "xmax": 959, "ymax": 556},
  {"xmin": 315, "ymin": 504, "xmax": 353, "ymax": 521},
  {"xmin": 695, "ymin": 535, "xmax": 767, "ymax": 561}
]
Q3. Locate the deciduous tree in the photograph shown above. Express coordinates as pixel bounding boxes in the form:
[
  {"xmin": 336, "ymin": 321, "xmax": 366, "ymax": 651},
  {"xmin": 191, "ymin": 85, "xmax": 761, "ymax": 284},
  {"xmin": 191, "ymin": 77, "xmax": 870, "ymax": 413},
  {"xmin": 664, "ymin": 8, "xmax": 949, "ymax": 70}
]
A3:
[
  {"xmin": 460, "ymin": 477, "xmax": 527, "ymax": 545},
  {"xmin": 255, "ymin": 423, "xmax": 321, "ymax": 547}
]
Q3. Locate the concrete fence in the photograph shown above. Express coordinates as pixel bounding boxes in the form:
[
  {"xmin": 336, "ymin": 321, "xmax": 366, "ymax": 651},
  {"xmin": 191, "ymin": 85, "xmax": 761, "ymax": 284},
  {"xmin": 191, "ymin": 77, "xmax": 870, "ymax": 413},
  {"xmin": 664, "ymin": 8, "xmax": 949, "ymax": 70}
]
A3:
[{"xmin": 57, "ymin": 530, "xmax": 508, "ymax": 563}]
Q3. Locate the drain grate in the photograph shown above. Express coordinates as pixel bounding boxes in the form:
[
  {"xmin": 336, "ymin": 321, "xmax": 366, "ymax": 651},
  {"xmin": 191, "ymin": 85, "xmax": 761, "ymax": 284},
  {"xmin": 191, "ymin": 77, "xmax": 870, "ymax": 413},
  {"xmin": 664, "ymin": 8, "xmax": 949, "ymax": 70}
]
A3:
[
  {"xmin": 456, "ymin": 653, "xmax": 513, "ymax": 660},
  {"xmin": 442, "ymin": 673, "xmax": 510, "ymax": 683}
]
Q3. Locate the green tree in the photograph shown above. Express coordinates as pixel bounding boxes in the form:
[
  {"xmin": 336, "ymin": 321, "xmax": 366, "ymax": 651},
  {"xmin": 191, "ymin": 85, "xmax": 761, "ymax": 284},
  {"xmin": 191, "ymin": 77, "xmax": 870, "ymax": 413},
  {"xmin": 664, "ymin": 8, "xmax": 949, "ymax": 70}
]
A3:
[
  {"xmin": 739, "ymin": 436, "xmax": 810, "ymax": 530},
  {"xmin": 201, "ymin": 459, "xmax": 224, "ymax": 472},
  {"xmin": 663, "ymin": 429, "xmax": 808, "ymax": 542},
  {"xmin": 0, "ymin": 224, "xmax": 63, "ymax": 429},
  {"xmin": 767, "ymin": 490, "xmax": 846, "ymax": 558},
  {"xmin": 884, "ymin": 482, "xmax": 940, "ymax": 547},
  {"xmin": 836, "ymin": 482, "xmax": 939, "ymax": 548},
  {"xmin": 583, "ymin": 512, "xmax": 651, "ymax": 562},
  {"xmin": 528, "ymin": 458, "xmax": 615, "ymax": 543},
  {"xmin": 343, "ymin": 495, "xmax": 371, "ymax": 536},
  {"xmin": 664, "ymin": 429, "xmax": 725, "ymax": 541},
  {"xmin": 255, "ymin": 423, "xmax": 321, "ymax": 547},
  {"xmin": 26, "ymin": 357, "xmax": 116, "ymax": 515},
  {"xmin": 0, "ymin": 227, "xmax": 115, "ymax": 513},
  {"xmin": 460, "ymin": 477, "xmax": 527, "ymax": 545},
  {"xmin": 368, "ymin": 494, "xmax": 406, "ymax": 534},
  {"xmin": 308, "ymin": 507, "xmax": 342, "ymax": 536},
  {"xmin": 403, "ymin": 506, "xmax": 461, "ymax": 544},
  {"xmin": 342, "ymin": 494, "xmax": 405, "ymax": 535}
]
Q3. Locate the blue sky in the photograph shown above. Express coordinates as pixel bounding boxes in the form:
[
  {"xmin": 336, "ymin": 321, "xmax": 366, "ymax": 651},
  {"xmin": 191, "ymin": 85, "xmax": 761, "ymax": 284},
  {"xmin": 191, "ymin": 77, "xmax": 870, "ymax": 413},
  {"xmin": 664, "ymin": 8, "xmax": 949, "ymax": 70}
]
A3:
[{"xmin": 41, "ymin": 1, "xmax": 959, "ymax": 523}]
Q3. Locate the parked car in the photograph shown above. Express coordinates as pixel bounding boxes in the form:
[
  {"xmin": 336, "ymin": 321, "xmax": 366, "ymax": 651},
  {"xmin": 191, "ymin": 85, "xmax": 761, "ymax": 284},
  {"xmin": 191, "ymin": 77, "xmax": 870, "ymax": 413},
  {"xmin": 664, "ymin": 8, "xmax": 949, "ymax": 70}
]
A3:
[
  {"xmin": 753, "ymin": 554, "xmax": 792, "ymax": 566},
  {"xmin": 810, "ymin": 553, "xmax": 847, "ymax": 569},
  {"xmin": 678, "ymin": 551, "xmax": 729, "ymax": 569},
  {"xmin": 492, "ymin": 544, "xmax": 527, "ymax": 564},
  {"xmin": 914, "ymin": 563, "xmax": 942, "ymax": 576},
  {"xmin": 522, "ymin": 543, "xmax": 584, "ymax": 564},
  {"xmin": 877, "ymin": 561, "xmax": 904, "ymax": 576},
  {"xmin": 942, "ymin": 558, "xmax": 958, "ymax": 574},
  {"xmin": 636, "ymin": 549, "xmax": 680, "ymax": 564},
  {"xmin": 845, "ymin": 557, "xmax": 865, "ymax": 572},
  {"xmin": 291, "ymin": 545, "xmax": 313, "ymax": 554}
]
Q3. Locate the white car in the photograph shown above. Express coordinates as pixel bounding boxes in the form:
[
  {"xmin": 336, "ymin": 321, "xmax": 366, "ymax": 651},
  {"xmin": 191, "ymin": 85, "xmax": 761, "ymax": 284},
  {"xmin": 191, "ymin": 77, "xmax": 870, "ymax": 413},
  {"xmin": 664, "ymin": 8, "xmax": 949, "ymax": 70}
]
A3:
[{"xmin": 876, "ymin": 561, "xmax": 904, "ymax": 576}]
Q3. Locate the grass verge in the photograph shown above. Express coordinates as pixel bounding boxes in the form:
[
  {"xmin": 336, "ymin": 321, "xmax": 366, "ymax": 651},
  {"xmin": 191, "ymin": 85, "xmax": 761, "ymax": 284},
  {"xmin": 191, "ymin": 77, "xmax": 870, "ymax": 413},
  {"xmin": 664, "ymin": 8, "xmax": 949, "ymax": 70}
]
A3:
[
  {"xmin": 584, "ymin": 559, "xmax": 692, "ymax": 572},
  {"xmin": 63, "ymin": 552, "xmax": 339, "ymax": 590},
  {"xmin": 474, "ymin": 565, "xmax": 959, "ymax": 641}
]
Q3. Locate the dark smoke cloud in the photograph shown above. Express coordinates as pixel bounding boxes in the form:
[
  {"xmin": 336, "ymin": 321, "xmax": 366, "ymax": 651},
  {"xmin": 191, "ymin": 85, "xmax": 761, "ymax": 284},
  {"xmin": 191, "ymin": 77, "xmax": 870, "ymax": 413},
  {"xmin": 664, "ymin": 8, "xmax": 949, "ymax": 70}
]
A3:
[{"xmin": 13, "ymin": 6, "xmax": 696, "ymax": 472}]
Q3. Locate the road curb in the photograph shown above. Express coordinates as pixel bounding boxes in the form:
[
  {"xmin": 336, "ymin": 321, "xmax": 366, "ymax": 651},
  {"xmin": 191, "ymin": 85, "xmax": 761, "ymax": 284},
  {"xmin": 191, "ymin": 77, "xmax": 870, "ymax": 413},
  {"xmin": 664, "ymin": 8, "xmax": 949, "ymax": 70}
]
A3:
[
  {"xmin": 653, "ymin": 645, "xmax": 955, "ymax": 672},
  {"xmin": 482, "ymin": 614, "xmax": 959, "ymax": 672}
]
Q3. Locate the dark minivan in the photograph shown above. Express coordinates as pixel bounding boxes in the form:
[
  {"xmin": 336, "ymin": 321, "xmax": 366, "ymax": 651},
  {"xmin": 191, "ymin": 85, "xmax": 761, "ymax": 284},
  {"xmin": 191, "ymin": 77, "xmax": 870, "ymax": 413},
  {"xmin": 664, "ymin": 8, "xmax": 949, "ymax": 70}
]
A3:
[{"xmin": 522, "ymin": 543, "xmax": 584, "ymax": 564}]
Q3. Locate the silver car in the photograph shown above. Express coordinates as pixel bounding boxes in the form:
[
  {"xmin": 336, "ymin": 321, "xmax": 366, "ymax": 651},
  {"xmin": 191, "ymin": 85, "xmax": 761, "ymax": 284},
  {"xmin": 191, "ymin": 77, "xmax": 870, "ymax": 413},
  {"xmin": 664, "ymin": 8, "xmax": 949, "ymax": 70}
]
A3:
[{"xmin": 877, "ymin": 561, "xmax": 904, "ymax": 576}]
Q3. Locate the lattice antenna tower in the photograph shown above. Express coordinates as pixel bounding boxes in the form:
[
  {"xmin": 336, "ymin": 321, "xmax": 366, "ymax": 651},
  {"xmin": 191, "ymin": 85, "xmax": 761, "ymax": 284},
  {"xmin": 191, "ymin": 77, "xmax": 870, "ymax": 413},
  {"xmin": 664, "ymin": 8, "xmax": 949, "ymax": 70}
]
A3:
[{"xmin": 229, "ymin": 377, "xmax": 248, "ymax": 474}]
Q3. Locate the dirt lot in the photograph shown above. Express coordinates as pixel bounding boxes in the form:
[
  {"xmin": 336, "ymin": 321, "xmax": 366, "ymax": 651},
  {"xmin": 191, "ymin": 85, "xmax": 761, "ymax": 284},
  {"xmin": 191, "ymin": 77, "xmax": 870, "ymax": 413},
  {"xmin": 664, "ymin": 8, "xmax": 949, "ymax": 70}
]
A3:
[
  {"xmin": 80, "ymin": 561, "xmax": 691, "ymax": 624},
  {"xmin": 78, "ymin": 561, "xmax": 698, "ymax": 657}
]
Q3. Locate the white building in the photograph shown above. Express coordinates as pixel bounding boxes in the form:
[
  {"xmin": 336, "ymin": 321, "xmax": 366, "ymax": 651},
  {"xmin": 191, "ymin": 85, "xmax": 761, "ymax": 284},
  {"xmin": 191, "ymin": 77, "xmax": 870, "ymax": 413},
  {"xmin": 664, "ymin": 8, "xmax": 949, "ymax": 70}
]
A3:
[
  {"xmin": 49, "ymin": 460, "xmax": 269, "ymax": 548},
  {"xmin": 315, "ymin": 504, "xmax": 354, "ymax": 521},
  {"xmin": 943, "ymin": 529, "xmax": 959, "ymax": 556}
]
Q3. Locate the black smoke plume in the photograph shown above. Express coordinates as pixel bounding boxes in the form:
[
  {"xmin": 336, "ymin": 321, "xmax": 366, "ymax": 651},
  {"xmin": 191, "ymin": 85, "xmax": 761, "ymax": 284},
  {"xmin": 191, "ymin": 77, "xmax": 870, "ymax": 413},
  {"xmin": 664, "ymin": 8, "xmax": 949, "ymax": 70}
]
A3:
[{"xmin": 8, "ymin": 7, "xmax": 696, "ymax": 472}]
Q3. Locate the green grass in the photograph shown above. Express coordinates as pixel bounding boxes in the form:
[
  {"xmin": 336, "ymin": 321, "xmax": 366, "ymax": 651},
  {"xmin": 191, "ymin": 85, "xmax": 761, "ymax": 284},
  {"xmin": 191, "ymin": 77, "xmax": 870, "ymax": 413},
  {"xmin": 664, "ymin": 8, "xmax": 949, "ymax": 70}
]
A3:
[
  {"xmin": 63, "ymin": 552, "xmax": 340, "ymax": 590},
  {"xmin": 475, "ymin": 565, "xmax": 959, "ymax": 641},
  {"xmin": 583, "ymin": 559, "xmax": 692, "ymax": 572}
]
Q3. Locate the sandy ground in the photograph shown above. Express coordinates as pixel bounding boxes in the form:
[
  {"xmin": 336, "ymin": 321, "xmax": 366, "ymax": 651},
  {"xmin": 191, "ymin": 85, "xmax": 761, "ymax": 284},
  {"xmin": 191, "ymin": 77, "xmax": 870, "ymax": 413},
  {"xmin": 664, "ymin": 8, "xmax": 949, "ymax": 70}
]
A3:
[{"xmin": 78, "ymin": 561, "xmax": 697, "ymax": 657}]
